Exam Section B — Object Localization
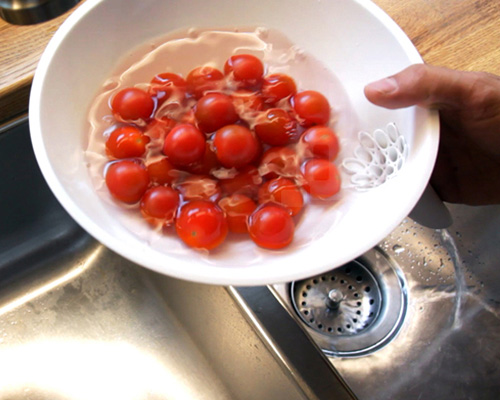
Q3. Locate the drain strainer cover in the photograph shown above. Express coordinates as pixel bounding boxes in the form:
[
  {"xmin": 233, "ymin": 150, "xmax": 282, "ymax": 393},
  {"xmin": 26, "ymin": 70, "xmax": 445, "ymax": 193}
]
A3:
[
  {"xmin": 289, "ymin": 248, "xmax": 408, "ymax": 357},
  {"xmin": 292, "ymin": 260, "xmax": 382, "ymax": 336}
]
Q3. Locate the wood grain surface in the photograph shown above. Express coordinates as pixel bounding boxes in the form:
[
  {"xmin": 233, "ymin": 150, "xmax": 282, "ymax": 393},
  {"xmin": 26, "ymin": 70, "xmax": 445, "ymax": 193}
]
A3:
[
  {"xmin": 0, "ymin": 0, "xmax": 499, "ymax": 123},
  {"xmin": 0, "ymin": 1, "xmax": 86, "ymax": 123},
  {"xmin": 374, "ymin": 0, "xmax": 500, "ymax": 73}
]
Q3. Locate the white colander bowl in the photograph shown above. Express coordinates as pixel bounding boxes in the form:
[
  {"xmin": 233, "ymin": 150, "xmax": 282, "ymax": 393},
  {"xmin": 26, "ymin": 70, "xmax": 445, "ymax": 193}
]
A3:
[{"xmin": 29, "ymin": 0, "xmax": 439, "ymax": 285}]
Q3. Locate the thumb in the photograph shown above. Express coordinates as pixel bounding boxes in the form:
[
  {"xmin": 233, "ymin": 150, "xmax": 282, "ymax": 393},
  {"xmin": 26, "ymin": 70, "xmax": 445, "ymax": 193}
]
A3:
[{"xmin": 364, "ymin": 64, "xmax": 480, "ymax": 110}]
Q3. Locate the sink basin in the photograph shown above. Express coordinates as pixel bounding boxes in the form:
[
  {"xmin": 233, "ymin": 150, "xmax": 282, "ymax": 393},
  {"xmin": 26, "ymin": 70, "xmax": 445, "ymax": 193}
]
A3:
[{"xmin": 0, "ymin": 117, "xmax": 355, "ymax": 400}]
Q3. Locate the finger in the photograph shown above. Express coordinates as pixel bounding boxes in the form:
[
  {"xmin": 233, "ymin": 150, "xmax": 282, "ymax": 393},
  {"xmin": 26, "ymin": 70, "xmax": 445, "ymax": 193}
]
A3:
[{"xmin": 364, "ymin": 64, "xmax": 482, "ymax": 110}]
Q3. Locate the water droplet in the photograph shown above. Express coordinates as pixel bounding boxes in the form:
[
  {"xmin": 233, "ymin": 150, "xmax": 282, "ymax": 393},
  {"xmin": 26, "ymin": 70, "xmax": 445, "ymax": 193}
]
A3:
[
  {"xmin": 187, "ymin": 28, "xmax": 199, "ymax": 38},
  {"xmin": 392, "ymin": 244, "xmax": 405, "ymax": 254},
  {"xmin": 103, "ymin": 79, "xmax": 119, "ymax": 91}
]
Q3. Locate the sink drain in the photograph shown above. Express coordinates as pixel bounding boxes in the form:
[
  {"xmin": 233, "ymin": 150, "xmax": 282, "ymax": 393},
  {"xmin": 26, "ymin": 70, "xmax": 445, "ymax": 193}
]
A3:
[
  {"xmin": 290, "ymin": 247, "xmax": 407, "ymax": 357},
  {"xmin": 293, "ymin": 260, "xmax": 382, "ymax": 336}
]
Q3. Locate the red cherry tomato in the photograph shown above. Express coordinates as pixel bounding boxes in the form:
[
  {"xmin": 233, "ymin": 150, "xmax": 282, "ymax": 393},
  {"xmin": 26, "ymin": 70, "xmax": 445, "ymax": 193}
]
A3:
[
  {"xmin": 258, "ymin": 177, "xmax": 304, "ymax": 216},
  {"xmin": 149, "ymin": 72, "xmax": 187, "ymax": 104},
  {"xmin": 301, "ymin": 158, "xmax": 341, "ymax": 199},
  {"xmin": 146, "ymin": 157, "xmax": 180, "ymax": 185},
  {"xmin": 258, "ymin": 146, "xmax": 300, "ymax": 179},
  {"xmin": 176, "ymin": 175, "xmax": 222, "ymax": 202},
  {"xmin": 194, "ymin": 93, "xmax": 239, "ymax": 133},
  {"xmin": 248, "ymin": 203, "xmax": 295, "ymax": 249},
  {"xmin": 218, "ymin": 194, "xmax": 257, "ymax": 233},
  {"xmin": 111, "ymin": 87, "xmax": 155, "ymax": 121},
  {"xmin": 175, "ymin": 200, "xmax": 228, "ymax": 250},
  {"xmin": 140, "ymin": 185, "xmax": 180, "ymax": 225},
  {"xmin": 186, "ymin": 142, "xmax": 221, "ymax": 175},
  {"xmin": 105, "ymin": 125, "xmax": 150, "ymax": 159},
  {"xmin": 261, "ymin": 73, "xmax": 297, "ymax": 104},
  {"xmin": 186, "ymin": 66, "xmax": 224, "ymax": 99},
  {"xmin": 213, "ymin": 125, "xmax": 259, "ymax": 169},
  {"xmin": 105, "ymin": 160, "xmax": 150, "ymax": 203},
  {"xmin": 254, "ymin": 108, "xmax": 299, "ymax": 146},
  {"xmin": 219, "ymin": 165, "xmax": 262, "ymax": 198},
  {"xmin": 163, "ymin": 124, "xmax": 206, "ymax": 167},
  {"xmin": 291, "ymin": 90, "xmax": 331, "ymax": 126},
  {"xmin": 224, "ymin": 54, "xmax": 264, "ymax": 87},
  {"xmin": 299, "ymin": 125, "xmax": 340, "ymax": 161}
]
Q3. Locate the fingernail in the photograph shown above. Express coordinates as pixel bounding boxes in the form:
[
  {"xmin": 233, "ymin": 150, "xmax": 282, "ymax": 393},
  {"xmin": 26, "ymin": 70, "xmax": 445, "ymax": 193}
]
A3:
[{"xmin": 366, "ymin": 77, "xmax": 398, "ymax": 94}]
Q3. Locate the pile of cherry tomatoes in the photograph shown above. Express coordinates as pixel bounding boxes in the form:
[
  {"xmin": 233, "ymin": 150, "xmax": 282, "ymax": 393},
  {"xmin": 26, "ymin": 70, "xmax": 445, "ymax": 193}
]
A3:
[{"xmin": 103, "ymin": 54, "xmax": 341, "ymax": 251}]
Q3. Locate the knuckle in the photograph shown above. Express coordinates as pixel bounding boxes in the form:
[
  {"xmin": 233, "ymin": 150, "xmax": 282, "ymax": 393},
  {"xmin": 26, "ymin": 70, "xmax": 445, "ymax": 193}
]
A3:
[
  {"xmin": 464, "ymin": 71, "xmax": 500, "ymax": 119},
  {"xmin": 408, "ymin": 64, "xmax": 429, "ymax": 80}
]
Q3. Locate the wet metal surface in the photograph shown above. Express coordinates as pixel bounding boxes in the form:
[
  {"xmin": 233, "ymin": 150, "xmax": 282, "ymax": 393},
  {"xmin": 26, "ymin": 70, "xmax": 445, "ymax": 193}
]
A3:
[{"xmin": 275, "ymin": 208, "xmax": 500, "ymax": 399}]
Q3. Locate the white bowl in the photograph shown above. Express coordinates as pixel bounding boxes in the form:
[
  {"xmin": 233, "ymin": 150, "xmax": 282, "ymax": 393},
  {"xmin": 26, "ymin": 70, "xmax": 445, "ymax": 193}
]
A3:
[{"xmin": 29, "ymin": 0, "xmax": 439, "ymax": 285}]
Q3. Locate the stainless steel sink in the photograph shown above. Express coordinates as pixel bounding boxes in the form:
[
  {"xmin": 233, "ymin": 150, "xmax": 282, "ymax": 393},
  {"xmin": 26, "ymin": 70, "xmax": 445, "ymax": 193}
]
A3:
[
  {"xmin": 273, "ymin": 202, "xmax": 500, "ymax": 399},
  {"xmin": 0, "ymin": 117, "xmax": 355, "ymax": 400},
  {"xmin": 2, "ymin": 116, "xmax": 500, "ymax": 399}
]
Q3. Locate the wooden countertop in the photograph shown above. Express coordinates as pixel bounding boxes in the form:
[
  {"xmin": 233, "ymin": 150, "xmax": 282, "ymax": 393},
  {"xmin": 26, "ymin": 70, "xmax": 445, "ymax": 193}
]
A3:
[
  {"xmin": 1, "ymin": 0, "xmax": 499, "ymax": 124},
  {"xmin": 0, "ymin": 0, "xmax": 86, "ymax": 123}
]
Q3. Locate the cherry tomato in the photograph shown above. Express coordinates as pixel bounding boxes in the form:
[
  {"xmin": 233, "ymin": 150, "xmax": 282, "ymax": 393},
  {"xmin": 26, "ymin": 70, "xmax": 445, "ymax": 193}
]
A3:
[
  {"xmin": 175, "ymin": 200, "xmax": 228, "ymax": 250},
  {"xmin": 213, "ymin": 125, "xmax": 259, "ymax": 169},
  {"xmin": 258, "ymin": 177, "xmax": 304, "ymax": 216},
  {"xmin": 248, "ymin": 203, "xmax": 295, "ymax": 250},
  {"xmin": 224, "ymin": 54, "xmax": 264, "ymax": 87},
  {"xmin": 261, "ymin": 73, "xmax": 297, "ymax": 104},
  {"xmin": 254, "ymin": 108, "xmax": 299, "ymax": 146},
  {"xmin": 145, "ymin": 117, "xmax": 177, "ymax": 140},
  {"xmin": 291, "ymin": 90, "xmax": 330, "ymax": 126},
  {"xmin": 105, "ymin": 125, "xmax": 150, "ymax": 159},
  {"xmin": 105, "ymin": 160, "xmax": 150, "ymax": 203},
  {"xmin": 258, "ymin": 146, "xmax": 300, "ymax": 179},
  {"xmin": 194, "ymin": 93, "xmax": 239, "ymax": 133},
  {"xmin": 219, "ymin": 165, "xmax": 262, "ymax": 198},
  {"xmin": 186, "ymin": 142, "xmax": 221, "ymax": 175},
  {"xmin": 146, "ymin": 157, "xmax": 180, "ymax": 185},
  {"xmin": 163, "ymin": 124, "xmax": 206, "ymax": 167},
  {"xmin": 111, "ymin": 87, "xmax": 155, "ymax": 121},
  {"xmin": 218, "ymin": 194, "xmax": 257, "ymax": 233},
  {"xmin": 176, "ymin": 175, "xmax": 222, "ymax": 202},
  {"xmin": 301, "ymin": 158, "xmax": 341, "ymax": 199},
  {"xmin": 140, "ymin": 185, "xmax": 180, "ymax": 225},
  {"xmin": 186, "ymin": 66, "xmax": 224, "ymax": 99},
  {"xmin": 299, "ymin": 125, "xmax": 340, "ymax": 161},
  {"xmin": 149, "ymin": 72, "xmax": 187, "ymax": 104}
]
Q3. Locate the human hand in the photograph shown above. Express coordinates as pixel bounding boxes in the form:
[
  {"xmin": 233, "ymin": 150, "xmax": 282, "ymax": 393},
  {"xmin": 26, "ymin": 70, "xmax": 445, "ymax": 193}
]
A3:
[{"xmin": 364, "ymin": 64, "xmax": 500, "ymax": 205}]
